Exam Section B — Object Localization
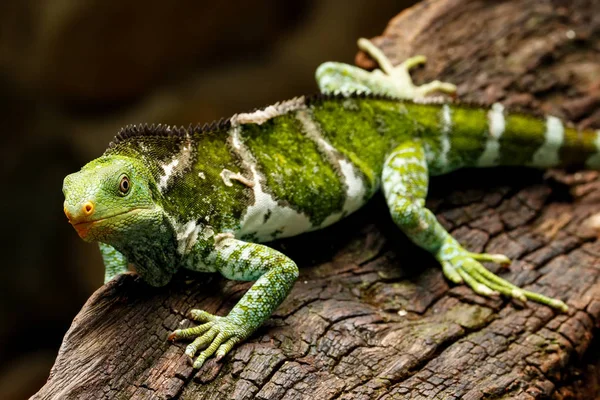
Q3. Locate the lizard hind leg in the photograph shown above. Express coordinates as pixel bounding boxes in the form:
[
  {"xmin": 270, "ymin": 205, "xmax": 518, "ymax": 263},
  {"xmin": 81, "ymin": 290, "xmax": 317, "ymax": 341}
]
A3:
[
  {"xmin": 382, "ymin": 141, "xmax": 568, "ymax": 312},
  {"xmin": 316, "ymin": 38, "xmax": 456, "ymax": 99},
  {"xmin": 356, "ymin": 38, "xmax": 457, "ymax": 98}
]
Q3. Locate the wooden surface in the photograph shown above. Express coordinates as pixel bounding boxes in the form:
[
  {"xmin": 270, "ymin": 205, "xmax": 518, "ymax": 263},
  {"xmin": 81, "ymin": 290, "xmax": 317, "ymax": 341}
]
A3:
[{"xmin": 33, "ymin": 0, "xmax": 600, "ymax": 399}]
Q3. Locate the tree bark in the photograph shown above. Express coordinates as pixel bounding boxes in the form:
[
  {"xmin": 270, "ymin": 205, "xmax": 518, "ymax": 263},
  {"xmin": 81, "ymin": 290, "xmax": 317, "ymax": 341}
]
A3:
[{"xmin": 33, "ymin": 0, "xmax": 600, "ymax": 399}]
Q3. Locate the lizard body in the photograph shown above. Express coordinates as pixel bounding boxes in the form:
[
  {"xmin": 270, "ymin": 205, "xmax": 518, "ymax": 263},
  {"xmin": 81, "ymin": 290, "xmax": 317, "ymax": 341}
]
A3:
[{"xmin": 62, "ymin": 39, "xmax": 598, "ymax": 368}]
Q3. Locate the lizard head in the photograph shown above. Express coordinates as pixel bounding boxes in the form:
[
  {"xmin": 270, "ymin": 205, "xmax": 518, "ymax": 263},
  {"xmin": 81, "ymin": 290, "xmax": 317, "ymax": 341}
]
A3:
[{"xmin": 63, "ymin": 155, "xmax": 160, "ymax": 243}]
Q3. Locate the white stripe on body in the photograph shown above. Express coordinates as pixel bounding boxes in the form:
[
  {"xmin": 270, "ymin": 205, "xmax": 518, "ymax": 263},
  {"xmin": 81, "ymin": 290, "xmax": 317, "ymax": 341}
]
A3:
[
  {"xmin": 171, "ymin": 219, "xmax": 203, "ymax": 255},
  {"xmin": 529, "ymin": 116, "xmax": 564, "ymax": 168},
  {"xmin": 158, "ymin": 138, "xmax": 194, "ymax": 192},
  {"xmin": 477, "ymin": 103, "xmax": 505, "ymax": 167},
  {"xmin": 294, "ymin": 109, "xmax": 368, "ymax": 228},
  {"xmin": 230, "ymin": 97, "xmax": 306, "ymax": 126},
  {"xmin": 229, "ymin": 125, "xmax": 313, "ymax": 242}
]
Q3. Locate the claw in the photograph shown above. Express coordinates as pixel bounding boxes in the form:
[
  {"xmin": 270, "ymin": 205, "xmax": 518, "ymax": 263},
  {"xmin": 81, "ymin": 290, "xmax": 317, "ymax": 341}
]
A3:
[
  {"xmin": 469, "ymin": 252, "xmax": 511, "ymax": 265},
  {"xmin": 185, "ymin": 344, "xmax": 197, "ymax": 358},
  {"xmin": 549, "ymin": 299, "xmax": 569, "ymax": 313}
]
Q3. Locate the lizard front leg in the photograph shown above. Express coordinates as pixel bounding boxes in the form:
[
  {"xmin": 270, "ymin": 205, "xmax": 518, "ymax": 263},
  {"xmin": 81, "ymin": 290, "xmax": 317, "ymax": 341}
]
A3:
[
  {"xmin": 168, "ymin": 238, "xmax": 299, "ymax": 368},
  {"xmin": 382, "ymin": 141, "xmax": 568, "ymax": 311},
  {"xmin": 98, "ymin": 242, "xmax": 129, "ymax": 283}
]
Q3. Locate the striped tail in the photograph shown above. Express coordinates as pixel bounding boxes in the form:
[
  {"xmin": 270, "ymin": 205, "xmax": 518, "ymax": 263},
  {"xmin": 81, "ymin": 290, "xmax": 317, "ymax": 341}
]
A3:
[{"xmin": 419, "ymin": 101, "xmax": 600, "ymax": 175}]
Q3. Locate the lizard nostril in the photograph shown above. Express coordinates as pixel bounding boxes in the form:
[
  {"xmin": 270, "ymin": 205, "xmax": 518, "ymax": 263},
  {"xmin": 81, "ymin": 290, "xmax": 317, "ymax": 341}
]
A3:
[{"xmin": 82, "ymin": 201, "xmax": 94, "ymax": 216}]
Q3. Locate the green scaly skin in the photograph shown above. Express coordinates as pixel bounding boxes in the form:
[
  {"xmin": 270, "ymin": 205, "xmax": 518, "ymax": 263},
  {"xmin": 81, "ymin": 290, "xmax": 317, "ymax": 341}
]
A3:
[
  {"xmin": 63, "ymin": 38, "xmax": 597, "ymax": 369},
  {"xmin": 99, "ymin": 243, "xmax": 128, "ymax": 282}
]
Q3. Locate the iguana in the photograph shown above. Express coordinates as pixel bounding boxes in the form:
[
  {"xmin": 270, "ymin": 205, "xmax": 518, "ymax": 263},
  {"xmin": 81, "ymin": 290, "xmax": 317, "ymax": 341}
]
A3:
[{"xmin": 62, "ymin": 38, "xmax": 596, "ymax": 369}]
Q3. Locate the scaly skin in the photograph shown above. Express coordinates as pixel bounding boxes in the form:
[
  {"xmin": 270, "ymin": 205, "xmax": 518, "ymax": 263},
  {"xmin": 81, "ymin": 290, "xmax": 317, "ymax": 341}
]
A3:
[
  {"xmin": 63, "ymin": 39, "xmax": 595, "ymax": 369},
  {"xmin": 99, "ymin": 243, "xmax": 128, "ymax": 283}
]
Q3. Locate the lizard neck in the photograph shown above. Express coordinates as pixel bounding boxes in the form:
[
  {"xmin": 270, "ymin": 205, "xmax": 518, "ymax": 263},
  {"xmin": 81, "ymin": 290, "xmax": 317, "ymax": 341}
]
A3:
[{"xmin": 109, "ymin": 209, "xmax": 181, "ymax": 287}]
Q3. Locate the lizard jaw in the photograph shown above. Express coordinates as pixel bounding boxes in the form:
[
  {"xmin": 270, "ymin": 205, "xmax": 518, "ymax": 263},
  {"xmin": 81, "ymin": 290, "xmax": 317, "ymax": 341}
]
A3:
[{"xmin": 69, "ymin": 208, "xmax": 146, "ymax": 241}]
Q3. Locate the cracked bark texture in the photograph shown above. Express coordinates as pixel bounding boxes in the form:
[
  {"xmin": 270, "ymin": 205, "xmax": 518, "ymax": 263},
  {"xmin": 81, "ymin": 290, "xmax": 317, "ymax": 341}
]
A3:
[{"xmin": 33, "ymin": 0, "xmax": 600, "ymax": 399}]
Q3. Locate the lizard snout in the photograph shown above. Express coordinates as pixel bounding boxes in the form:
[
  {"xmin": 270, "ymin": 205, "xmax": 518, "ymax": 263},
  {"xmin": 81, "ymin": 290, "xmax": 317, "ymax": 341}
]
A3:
[{"xmin": 63, "ymin": 200, "xmax": 95, "ymax": 223}]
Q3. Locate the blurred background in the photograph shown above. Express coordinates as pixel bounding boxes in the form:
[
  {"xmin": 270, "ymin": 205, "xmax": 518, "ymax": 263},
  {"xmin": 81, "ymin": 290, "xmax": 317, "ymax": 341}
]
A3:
[{"xmin": 0, "ymin": 1, "xmax": 417, "ymax": 398}]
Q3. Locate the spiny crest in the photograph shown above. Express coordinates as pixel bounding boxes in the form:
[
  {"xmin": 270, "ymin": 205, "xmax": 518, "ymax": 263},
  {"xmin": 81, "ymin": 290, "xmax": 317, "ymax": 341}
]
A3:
[
  {"xmin": 187, "ymin": 117, "xmax": 231, "ymax": 135},
  {"xmin": 305, "ymin": 90, "xmax": 399, "ymax": 104},
  {"xmin": 108, "ymin": 119, "xmax": 232, "ymax": 148},
  {"xmin": 109, "ymin": 123, "xmax": 185, "ymax": 148},
  {"xmin": 307, "ymin": 90, "xmax": 459, "ymax": 105},
  {"xmin": 306, "ymin": 91, "xmax": 554, "ymax": 120}
]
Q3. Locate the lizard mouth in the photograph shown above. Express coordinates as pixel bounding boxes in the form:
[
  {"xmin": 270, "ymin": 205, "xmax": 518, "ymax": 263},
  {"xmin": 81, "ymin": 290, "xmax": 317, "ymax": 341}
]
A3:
[{"xmin": 70, "ymin": 208, "xmax": 148, "ymax": 239}]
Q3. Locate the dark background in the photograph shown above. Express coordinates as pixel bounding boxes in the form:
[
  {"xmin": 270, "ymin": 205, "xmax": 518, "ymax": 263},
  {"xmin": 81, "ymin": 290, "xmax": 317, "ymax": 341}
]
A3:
[{"xmin": 0, "ymin": 1, "xmax": 417, "ymax": 398}]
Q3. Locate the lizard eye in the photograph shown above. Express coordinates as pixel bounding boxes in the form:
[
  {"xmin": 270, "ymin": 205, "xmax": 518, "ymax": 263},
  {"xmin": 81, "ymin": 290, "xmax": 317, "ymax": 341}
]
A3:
[{"xmin": 119, "ymin": 175, "xmax": 130, "ymax": 195}]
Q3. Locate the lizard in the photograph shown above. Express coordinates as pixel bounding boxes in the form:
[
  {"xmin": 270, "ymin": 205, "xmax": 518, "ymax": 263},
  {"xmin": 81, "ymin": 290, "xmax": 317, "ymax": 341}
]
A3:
[{"xmin": 62, "ymin": 38, "xmax": 597, "ymax": 369}]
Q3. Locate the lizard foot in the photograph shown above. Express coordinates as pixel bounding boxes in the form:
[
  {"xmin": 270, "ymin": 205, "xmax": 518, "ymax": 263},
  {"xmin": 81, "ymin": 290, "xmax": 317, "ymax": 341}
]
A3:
[
  {"xmin": 356, "ymin": 38, "xmax": 457, "ymax": 98},
  {"xmin": 168, "ymin": 310, "xmax": 247, "ymax": 368},
  {"xmin": 437, "ymin": 242, "xmax": 568, "ymax": 312}
]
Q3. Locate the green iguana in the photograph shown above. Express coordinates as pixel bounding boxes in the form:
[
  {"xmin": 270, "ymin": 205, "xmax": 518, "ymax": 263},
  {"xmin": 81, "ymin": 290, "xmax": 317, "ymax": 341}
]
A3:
[{"xmin": 63, "ymin": 38, "xmax": 594, "ymax": 369}]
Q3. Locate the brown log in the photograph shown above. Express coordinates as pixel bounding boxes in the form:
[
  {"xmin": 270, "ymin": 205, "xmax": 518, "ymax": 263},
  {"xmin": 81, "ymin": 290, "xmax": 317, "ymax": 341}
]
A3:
[{"xmin": 33, "ymin": 0, "xmax": 600, "ymax": 398}]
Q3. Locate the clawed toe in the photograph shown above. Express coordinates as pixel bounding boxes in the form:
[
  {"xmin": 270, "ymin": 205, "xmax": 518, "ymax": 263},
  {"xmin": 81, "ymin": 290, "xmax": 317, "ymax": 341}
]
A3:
[
  {"xmin": 438, "ymin": 246, "xmax": 567, "ymax": 312},
  {"xmin": 169, "ymin": 311, "xmax": 248, "ymax": 368}
]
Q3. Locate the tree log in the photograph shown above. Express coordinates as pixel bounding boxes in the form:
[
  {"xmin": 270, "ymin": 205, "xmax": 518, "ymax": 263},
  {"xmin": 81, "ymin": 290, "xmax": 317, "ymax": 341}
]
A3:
[{"xmin": 33, "ymin": 0, "xmax": 600, "ymax": 398}]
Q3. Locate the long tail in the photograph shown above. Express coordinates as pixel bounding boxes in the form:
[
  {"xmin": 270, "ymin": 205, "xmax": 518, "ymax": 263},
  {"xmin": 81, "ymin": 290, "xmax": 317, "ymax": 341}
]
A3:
[{"xmin": 411, "ymin": 101, "xmax": 600, "ymax": 175}]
